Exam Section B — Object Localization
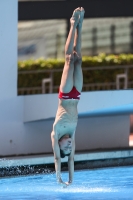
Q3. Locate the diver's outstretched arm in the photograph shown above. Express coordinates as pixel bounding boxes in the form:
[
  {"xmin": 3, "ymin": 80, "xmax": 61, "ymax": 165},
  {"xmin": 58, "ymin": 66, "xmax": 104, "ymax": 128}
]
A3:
[
  {"xmin": 66, "ymin": 133, "xmax": 75, "ymax": 185},
  {"xmin": 51, "ymin": 128, "xmax": 67, "ymax": 187}
]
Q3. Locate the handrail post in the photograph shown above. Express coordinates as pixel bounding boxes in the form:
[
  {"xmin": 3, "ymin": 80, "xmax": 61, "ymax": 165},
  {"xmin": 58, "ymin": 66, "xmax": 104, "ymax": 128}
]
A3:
[
  {"xmin": 92, "ymin": 27, "xmax": 97, "ymax": 55},
  {"xmin": 50, "ymin": 71, "xmax": 53, "ymax": 93},
  {"xmin": 124, "ymin": 67, "xmax": 128, "ymax": 89},
  {"xmin": 42, "ymin": 78, "xmax": 52, "ymax": 94},
  {"xmin": 110, "ymin": 25, "xmax": 115, "ymax": 54},
  {"xmin": 130, "ymin": 22, "xmax": 133, "ymax": 53},
  {"xmin": 116, "ymin": 73, "xmax": 128, "ymax": 90}
]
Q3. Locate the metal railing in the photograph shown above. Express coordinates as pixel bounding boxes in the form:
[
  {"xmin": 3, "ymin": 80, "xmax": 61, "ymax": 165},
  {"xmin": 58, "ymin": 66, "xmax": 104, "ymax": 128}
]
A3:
[{"xmin": 18, "ymin": 65, "xmax": 133, "ymax": 95}]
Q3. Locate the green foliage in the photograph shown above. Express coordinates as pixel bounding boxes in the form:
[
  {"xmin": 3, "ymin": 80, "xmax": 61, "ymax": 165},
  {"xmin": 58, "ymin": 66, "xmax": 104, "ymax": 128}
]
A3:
[
  {"xmin": 18, "ymin": 54, "xmax": 133, "ymax": 70},
  {"xmin": 18, "ymin": 54, "xmax": 133, "ymax": 94},
  {"xmin": 18, "ymin": 57, "xmax": 64, "ymax": 70}
]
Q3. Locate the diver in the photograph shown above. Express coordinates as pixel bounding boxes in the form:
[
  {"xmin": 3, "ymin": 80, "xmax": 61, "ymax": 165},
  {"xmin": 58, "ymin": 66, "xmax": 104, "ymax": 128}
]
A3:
[{"xmin": 51, "ymin": 7, "xmax": 85, "ymax": 187}]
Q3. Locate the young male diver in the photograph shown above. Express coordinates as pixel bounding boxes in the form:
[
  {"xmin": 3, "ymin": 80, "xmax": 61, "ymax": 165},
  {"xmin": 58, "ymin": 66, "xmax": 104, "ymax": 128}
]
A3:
[{"xmin": 51, "ymin": 7, "xmax": 85, "ymax": 187}]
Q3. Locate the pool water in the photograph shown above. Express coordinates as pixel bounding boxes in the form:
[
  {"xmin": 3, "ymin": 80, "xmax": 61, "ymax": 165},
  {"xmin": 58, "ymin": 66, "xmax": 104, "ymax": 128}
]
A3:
[{"xmin": 0, "ymin": 166, "xmax": 133, "ymax": 200}]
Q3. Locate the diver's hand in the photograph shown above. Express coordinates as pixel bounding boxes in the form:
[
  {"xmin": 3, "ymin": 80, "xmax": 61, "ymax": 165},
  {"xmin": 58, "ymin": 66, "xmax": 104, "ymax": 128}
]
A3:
[
  {"xmin": 65, "ymin": 181, "xmax": 72, "ymax": 186},
  {"xmin": 58, "ymin": 180, "xmax": 68, "ymax": 188}
]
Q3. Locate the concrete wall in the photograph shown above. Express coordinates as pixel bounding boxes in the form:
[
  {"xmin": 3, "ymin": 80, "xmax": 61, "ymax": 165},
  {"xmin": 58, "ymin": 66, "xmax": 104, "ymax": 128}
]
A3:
[
  {"xmin": 0, "ymin": 0, "xmax": 18, "ymax": 99},
  {"xmin": 0, "ymin": 94, "xmax": 132, "ymax": 156},
  {"xmin": 24, "ymin": 90, "xmax": 133, "ymax": 122},
  {"xmin": 0, "ymin": 0, "xmax": 133, "ymax": 157},
  {"xmin": 76, "ymin": 115, "xmax": 130, "ymax": 150}
]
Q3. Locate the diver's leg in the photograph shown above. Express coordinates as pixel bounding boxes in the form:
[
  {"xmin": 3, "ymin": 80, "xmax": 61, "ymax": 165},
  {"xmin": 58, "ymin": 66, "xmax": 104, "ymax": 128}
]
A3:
[
  {"xmin": 73, "ymin": 7, "xmax": 85, "ymax": 93},
  {"xmin": 60, "ymin": 8, "xmax": 80, "ymax": 93}
]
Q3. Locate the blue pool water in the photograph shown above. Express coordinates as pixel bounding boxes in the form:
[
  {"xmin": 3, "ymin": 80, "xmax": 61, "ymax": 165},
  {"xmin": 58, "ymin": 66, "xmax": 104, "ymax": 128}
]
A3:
[{"xmin": 0, "ymin": 166, "xmax": 133, "ymax": 200}]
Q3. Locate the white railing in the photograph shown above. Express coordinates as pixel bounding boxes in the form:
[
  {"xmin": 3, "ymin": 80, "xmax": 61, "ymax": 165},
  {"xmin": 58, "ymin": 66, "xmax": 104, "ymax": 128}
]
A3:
[{"xmin": 116, "ymin": 74, "xmax": 128, "ymax": 90}]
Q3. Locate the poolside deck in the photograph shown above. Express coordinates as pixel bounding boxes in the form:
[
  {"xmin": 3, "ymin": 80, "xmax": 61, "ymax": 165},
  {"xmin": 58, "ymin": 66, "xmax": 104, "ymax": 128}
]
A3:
[{"xmin": 0, "ymin": 148, "xmax": 133, "ymax": 177}]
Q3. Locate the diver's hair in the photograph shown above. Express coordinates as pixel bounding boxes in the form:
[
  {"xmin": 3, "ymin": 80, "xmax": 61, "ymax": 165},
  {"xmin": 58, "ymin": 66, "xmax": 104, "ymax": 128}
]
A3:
[{"xmin": 60, "ymin": 149, "xmax": 71, "ymax": 158}]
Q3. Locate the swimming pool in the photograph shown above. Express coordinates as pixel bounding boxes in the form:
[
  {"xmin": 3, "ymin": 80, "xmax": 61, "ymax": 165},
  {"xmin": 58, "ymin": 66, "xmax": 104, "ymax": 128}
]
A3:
[{"xmin": 0, "ymin": 166, "xmax": 133, "ymax": 200}]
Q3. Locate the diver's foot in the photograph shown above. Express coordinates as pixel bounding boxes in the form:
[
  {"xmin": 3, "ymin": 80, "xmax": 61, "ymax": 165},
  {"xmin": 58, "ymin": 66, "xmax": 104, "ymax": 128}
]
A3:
[
  {"xmin": 78, "ymin": 7, "xmax": 85, "ymax": 28},
  {"xmin": 70, "ymin": 7, "xmax": 80, "ymax": 27}
]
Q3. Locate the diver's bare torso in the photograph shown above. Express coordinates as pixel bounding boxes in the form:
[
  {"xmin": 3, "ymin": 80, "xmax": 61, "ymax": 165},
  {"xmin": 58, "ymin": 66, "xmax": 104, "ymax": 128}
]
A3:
[{"xmin": 52, "ymin": 99, "xmax": 79, "ymax": 139}]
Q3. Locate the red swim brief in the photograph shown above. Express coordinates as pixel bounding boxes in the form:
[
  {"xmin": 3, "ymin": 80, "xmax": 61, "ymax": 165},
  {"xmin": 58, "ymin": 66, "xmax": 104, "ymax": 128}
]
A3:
[{"xmin": 58, "ymin": 86, "xmax": 81, "ymax": 100}]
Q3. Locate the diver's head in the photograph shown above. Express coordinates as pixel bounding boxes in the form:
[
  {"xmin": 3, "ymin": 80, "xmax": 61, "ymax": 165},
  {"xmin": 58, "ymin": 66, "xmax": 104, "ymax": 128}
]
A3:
[{"xmin": 58, "ymin": 135, "xmax": 72, "ymax": 158}]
